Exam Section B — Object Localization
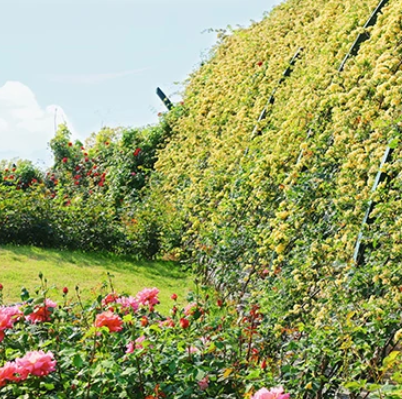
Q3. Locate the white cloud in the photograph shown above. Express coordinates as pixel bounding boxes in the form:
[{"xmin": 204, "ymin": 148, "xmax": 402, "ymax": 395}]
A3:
[
  {"xmin": 47, "ymin": 68, "xmax": 150, "ymax": 85},
  {"xmin": 0, "ymin": 81, "xmax": 78, "ymax": 165}
]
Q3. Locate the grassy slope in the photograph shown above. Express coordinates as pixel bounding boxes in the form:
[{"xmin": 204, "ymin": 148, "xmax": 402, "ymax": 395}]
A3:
[{"xmin": 0, "ymin": 245, "xmax": 192, "ymax": 313}]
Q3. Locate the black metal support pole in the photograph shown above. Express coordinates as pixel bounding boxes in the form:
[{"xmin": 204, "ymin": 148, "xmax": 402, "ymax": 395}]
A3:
[
  {"xmin": 338, "ymin": 0, "xmax": 389, "ymax": 72},
  {"xmin": 156, "ymin": 87, "xmax": 174, "ymax": 111},
  {"xmin": 353, "ymin": 142, "xmax": 395, "ymax": 265},
  {"xmin": 296, "ymin": 0, "xmax": 390, "ymax": 165},
  {"xmin": 251, "ymin": 47, "xmax": 303, "ymax": 137}
]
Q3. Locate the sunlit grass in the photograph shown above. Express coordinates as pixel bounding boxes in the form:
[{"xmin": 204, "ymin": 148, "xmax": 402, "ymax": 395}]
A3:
[{"xmin": 0, "ymin": 245, "xmax": 193, "ymax": 314}]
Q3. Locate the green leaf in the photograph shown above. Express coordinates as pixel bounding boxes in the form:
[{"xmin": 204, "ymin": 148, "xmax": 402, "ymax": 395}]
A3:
[
  {"xmin": 393, "ymin": 372, "xmax": 402, "ymax": 384},
  {"xmin": 384, "ymin": 351, "xmax": 400, "ymax": 367},
  {"xmin": 245, "ymin": 369, "xmax": 261, "ymax": 380},
  {"xmin": 42, "ymin": 383, "xmax": 55, "ymax": 390},
  {"xmin": 195, "ymin": 369, "xmax": 205, "ymax": 381},
  {"xmin": 73, "ymin": 354, "xmax": 84, "ymax": 368},
  {"xmin": 389, "ymin": 139, "xmax": 399, "ymax": 149},
  {"xmin": 121, "ymin": 367, "xmax": 137, "ymax": 376},
  {"xmin": 149, "ymin": 324, "xmax": 161, "ymax": 334},
  {"xmin": 344, "ymin": 381, "xmax": 365, "ymax": 391}
]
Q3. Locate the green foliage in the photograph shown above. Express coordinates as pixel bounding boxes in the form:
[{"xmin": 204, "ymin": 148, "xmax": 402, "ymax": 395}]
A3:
[
  {"xmin": 0, "ymin": 122, "xmax": 173, "ymax": 256},
  {"xmin": 0, "ymin": 159, "xmax": 43, "ymax": 190},
  {"xmin": 0, "ymin": 184, "xmax": 124, "ymax": 252}
]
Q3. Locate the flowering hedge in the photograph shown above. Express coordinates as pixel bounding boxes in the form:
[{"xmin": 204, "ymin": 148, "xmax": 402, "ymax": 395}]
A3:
[{"xmin": 0, "ymin": 122, "xmax": 179, "ymax": 257}]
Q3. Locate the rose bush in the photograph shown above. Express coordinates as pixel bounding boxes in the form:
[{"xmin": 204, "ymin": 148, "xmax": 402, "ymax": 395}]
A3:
[{"xmin": 0, "ymin": 276, "xmax": 286, "ymax": 398}]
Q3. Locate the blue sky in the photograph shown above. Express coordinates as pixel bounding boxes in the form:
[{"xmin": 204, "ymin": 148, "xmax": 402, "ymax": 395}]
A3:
[{"xmin": 0, "ymin": 0, "xmax": 281, "ymax": 165}]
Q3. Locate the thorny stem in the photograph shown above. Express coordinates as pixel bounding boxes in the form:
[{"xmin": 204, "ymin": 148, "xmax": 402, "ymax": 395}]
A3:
[
  {"xmin": 135, "ymin": 356, "xmax": 145, "ymax": 399},
  {"xmin": 75, "ymin": 286, "xmax": 89, "ymax": 328},
  {"xmin": 85, "ymin": 331, "xmax": 98, "ymax": 399}
]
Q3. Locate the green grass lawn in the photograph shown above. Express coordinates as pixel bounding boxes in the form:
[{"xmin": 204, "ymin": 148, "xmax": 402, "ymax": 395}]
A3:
[{"xmin": 0, "ymin": 245, "xmax": 192, "ymax": 314}]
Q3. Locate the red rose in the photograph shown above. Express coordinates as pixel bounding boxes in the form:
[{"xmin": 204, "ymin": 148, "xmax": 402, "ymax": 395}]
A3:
[
  {"xmin": 257, "ymin": 61, "xmax": 263, "ymax": 66},
  {"xmin": 170, "ymin": 293, "xmax": 178, "ymax": 301},
  {"xmin": 133, "ymin": 148, "xmax": 141, "ymax": 157},
  {"xmin": 180, "ymin": 318, "xmax": 190, "ymax": 329},
  {"xmin": 62, "ymin": 157, "xmax": 68, "ymax": 163},
  {"xmin": 62, "ymin": 287, "xmax": 68, "ymax": 295}
]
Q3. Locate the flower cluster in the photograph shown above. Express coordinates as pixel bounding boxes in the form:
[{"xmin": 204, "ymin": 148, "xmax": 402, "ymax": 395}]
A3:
[{"xmin": 0, "ymin": 351, "xmax": 56, "ymax": 387}]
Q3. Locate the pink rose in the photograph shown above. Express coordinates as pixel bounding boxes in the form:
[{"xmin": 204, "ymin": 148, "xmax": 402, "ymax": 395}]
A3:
[
  {"xmin": 126, "ymin": 336, "xmax": 148, "ymax": 353},
  {"xmin": 252, "ymin": 387, "xmax": 290, "ymax": 399},
  {"xmin": 198, "ymin": 376, "xmax": 209, "ymax": 391},
  {"xmin": 126, "ymin": 341, "xmax": 135, "ymax": 354},
  {"xmin": 15, "ymin": 350, "xmax": 56, "ymax": 377},
  {"xmin": 0, "ymin": 305, "xmax": 22, "ymax": 331},
  {"xmin": 0, "ymin": 361, "xmax": 23, "ymax": 386},
  {"xmin": 94, "ymin": 311, "xmax": 123, "ymax": 332},
  {"xmin": 136, "ymin": 288, "xmax": 160, "ymax": 308},
  {"xmin": 116, "ymin": 296, "xmax": 139, "ymax": 313}
]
